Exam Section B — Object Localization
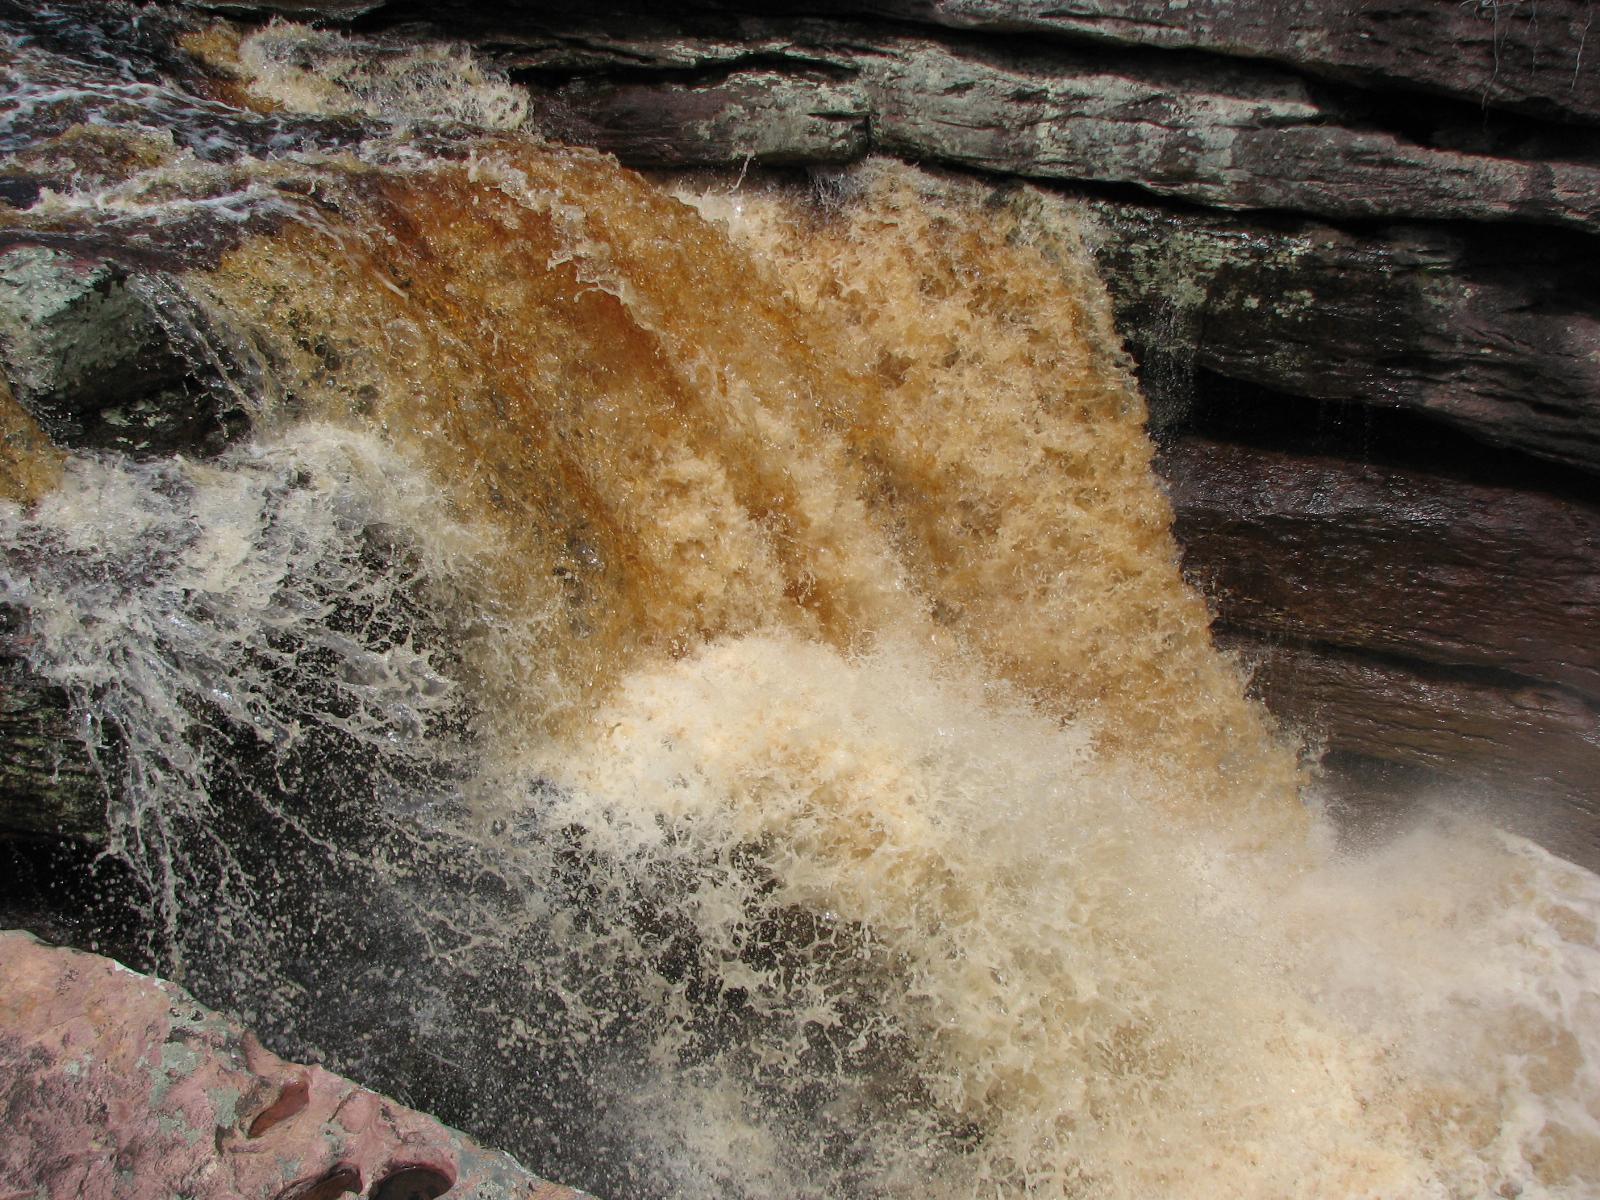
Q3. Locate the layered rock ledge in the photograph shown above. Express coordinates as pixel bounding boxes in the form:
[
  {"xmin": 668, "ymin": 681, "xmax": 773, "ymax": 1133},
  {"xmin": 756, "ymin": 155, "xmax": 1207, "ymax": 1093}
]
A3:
[{"xmin": 1161, "ymin": 437, "xmax": 1600, "ymax": 866}]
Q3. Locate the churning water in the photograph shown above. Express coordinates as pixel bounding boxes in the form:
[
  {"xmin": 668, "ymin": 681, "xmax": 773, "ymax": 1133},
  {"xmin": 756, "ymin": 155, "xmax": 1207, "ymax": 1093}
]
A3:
[{"xmin": 2, "ymin": 6, "xmax": 1598, "ymax": 1198}]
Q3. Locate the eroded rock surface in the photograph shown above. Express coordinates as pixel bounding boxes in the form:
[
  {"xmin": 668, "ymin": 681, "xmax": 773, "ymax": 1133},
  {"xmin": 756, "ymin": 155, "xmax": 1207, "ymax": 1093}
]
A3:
[
  {"xmin": 0, "ymin": 930, "xmax": 588, "ymax": 1200},
  {"xmin": 1161, "ymin": 438, "xmax": 1600, "ymax": 867}
]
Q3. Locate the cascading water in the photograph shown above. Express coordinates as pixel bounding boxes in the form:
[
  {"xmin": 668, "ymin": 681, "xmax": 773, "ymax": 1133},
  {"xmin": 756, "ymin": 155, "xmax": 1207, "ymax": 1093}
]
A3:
[{"xmin": 2, "ymin": 5, "xmax": 1598, "ymax": 1198}]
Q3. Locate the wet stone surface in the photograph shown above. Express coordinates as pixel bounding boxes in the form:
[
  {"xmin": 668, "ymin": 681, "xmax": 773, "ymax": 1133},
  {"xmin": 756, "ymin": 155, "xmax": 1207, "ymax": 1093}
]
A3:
[
  {"xmin": 0, "ymin": 245, "xmax": 250, "ymax": 457},
  {"xmin": 0, "ymin": 929, "xmax": 591, "ymax": 1200}
]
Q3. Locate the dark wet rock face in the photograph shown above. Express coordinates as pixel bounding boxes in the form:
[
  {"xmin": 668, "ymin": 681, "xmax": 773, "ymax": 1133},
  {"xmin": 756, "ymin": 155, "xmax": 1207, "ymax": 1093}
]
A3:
[
  {"xmin": 1160, "ymin": 437, "xmax": 1600, "ymax": 867},
  {"xmin": 0, "ymin": 247, "xmax": 250, "ymax": 457},
  {"xmin": 299, "ymin": 0, "xmax": 1600, "ymax": 130},
  {"xmin": 543, "ymin": 67, "xmax": 870, "ymax": 168},
  {"xmin": 1159, "ymin": 439, "xmax": 1600, "ymax": 703},
  {"xmin": 0, "ymin": 608, "xmax": 99, "ymax": 840}
]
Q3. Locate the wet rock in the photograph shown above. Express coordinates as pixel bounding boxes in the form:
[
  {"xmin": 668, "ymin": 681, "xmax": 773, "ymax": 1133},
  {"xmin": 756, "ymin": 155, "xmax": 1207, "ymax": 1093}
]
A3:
[
  {"xmin": 0, "ymin": 929, "xmax": 590, "ymax": 1200},
  {"xmin": 0, "ymin": 246, "xmax": 249, "ymax": 458},
  {"xmin": 0, "ymin": 627, "xmax": 101, "ymax": 841},
  {"xmin": 1223, "ymin": 635, "xmax": 1600, "ymax": 871},
  {"xmin": 1158, "ymin": 437, "xmax": 1600, "ymax": 700},
  {"xmin": 0, "ymin": 385, "xmax": 99, "ymax": 843},
  {"xmin": 1078, "ymin": 203, "xmax": 1600, "ymax": 472},
  {"xmin": 1159, "ymin": 436, "xmax": 1600, "ymax": 866}
]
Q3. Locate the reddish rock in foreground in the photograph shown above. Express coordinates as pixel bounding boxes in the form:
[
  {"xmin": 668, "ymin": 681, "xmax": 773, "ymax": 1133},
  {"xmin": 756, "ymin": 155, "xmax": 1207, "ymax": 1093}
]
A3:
[{"xmin": 0, "ymin": 929, "xmax": 589, "ymax": 1200}]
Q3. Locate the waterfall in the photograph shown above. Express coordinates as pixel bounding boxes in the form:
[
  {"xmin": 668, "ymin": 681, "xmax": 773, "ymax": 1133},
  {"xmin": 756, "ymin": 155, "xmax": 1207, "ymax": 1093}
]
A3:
[{"xmin": 1, "ymin": 7, "xmax": 1598, "ymax": 1198}]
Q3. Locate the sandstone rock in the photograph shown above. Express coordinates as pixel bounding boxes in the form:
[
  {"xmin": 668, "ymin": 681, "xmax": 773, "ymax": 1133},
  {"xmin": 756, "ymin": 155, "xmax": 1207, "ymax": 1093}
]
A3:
[
  {"xmin": 1078, "ymin": 203, "xmax": 1600, "ymax": 472},
  {"xmin": 0, "ymin": 929, "xmax": 588, "ymax": 1200},
  {"xmin": 1159, "ymin": 437, "xmax": 1600, "ymax": 700},
  {"xmin": 864, "ymin": 39, "xmax": 1600, "ymax": 233},
  {"xmin": 1223, "ymin": 634, "xmax": 1600, "ymax": 870},
  {"xmin": 0, "ymin": 246, "xmax": 249, "ymax": 458},
  {"xmin": 839, "ymin": 0, "xmax": 1600, "ymax": 126}
]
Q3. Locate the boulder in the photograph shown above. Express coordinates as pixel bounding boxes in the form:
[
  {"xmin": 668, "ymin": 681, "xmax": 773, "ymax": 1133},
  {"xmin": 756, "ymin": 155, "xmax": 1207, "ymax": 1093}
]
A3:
[
  {"xmin": 0, "ymin": 246, "xmax": 250, "ymax": 458},
  {"xmin": 0, "ymin": 929, "xmax": 589, "ymax": 1200}
]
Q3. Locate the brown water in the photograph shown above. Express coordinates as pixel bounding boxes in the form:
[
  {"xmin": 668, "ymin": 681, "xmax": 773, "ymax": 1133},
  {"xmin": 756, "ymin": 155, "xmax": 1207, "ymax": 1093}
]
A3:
[{"xmin": 2, "ymin": 10, "xmax": 1598, "ymax": 1198}]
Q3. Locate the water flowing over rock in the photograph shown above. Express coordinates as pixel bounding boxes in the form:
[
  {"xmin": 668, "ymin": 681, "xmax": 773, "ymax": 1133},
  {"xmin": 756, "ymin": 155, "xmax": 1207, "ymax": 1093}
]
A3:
[
  {"xmin": 2, "ymin": 5, "xmax": 1600, "ymax": 1199},
  {"xmin": 348, "ymin": 0, "xmax": 1600, "ymax": 842},
  {"xmin": 146, "ymin": 1, "xmax": 1599, "ymax": 860},
  {"xmin": 0, "ymin": 246, "xmax": 249, "ymax": 457}
]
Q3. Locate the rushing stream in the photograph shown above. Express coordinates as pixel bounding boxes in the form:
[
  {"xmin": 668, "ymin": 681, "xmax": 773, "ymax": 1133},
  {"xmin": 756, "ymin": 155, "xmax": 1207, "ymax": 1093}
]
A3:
[{"xmin": 2, "ymin": 6, "xmax": 1599, "ymax": 1198}]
